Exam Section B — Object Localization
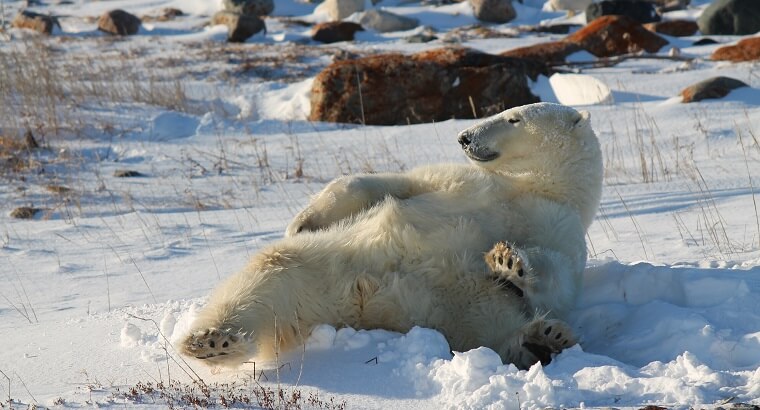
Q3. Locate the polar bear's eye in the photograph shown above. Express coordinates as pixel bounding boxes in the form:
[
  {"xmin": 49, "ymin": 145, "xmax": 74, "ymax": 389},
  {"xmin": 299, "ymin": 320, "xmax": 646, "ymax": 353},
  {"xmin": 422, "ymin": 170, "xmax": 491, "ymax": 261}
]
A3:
[{"xmin": 508, "ymin": 118, "xmax": 520, "ymax": 124}]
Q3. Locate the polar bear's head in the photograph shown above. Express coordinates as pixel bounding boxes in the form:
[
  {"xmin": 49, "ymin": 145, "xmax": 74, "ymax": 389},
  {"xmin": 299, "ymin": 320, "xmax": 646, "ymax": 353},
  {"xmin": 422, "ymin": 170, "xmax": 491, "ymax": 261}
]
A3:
[
  {"xmin": 457, "ymin": 102, "xmax": 602, "ymax": 228},
  {"xmin": 457, "ymin": 102, "xmax": 597, "ymax": 175}
]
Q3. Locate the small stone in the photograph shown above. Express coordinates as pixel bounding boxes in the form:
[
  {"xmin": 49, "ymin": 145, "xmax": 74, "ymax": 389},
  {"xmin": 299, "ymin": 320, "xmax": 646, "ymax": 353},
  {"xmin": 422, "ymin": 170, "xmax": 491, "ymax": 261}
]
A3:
[
  {"xmin": 406, "ymin": 33, "xmax": 438, "ymax": 43},
  {"xmin": 211, "ymin": 11, "xmax": 266, "ymax": 43},
  {"xmin": 469, "ymin": 0, "xmax": 516, "ymax": 24},
  {"xmin": 98, "ymin": 9, "xmax": 141, "ymax": 36},
  {"xmin": 12, "ymin": 10, "xmax": 60, "ymax": 35},
  {"xmin": 311, "ymin": 21, "xmax": 363, "ymax": 43},
  {"xmin": 680, "ymin": 76, "xmax": 749, "ymax": 103},
  {"xmin": 113, "ymin": 169, "xmax": 146, "ymax": 178},
  {"xmin": 10, "ymin": 207, "xmax": 41, "ymax": 219},
  {"xmin": 159, "ymin": 8, "xmax": 183, "ymax": 21}
]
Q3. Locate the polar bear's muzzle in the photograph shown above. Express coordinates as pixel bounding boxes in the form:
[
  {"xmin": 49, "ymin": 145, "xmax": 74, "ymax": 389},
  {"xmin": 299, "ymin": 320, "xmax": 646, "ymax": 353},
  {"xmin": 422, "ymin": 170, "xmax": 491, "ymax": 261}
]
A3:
[{"xmin": 458, "ymin": 130, "xmax": 499, "ymax": 162}]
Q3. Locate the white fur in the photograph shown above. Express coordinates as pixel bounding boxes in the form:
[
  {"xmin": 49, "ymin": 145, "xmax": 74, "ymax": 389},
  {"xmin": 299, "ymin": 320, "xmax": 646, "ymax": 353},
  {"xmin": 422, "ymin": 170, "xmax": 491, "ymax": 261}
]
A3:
[{"xmin": 180, "ymin": 103, "xmax": 603, "ymax": 368}]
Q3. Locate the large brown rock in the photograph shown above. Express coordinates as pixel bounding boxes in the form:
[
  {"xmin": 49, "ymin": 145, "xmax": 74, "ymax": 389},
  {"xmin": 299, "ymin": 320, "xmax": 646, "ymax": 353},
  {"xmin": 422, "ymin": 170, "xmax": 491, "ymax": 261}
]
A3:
[
  {"xmin": 311, "ymin": 21, "xmax": 363, "ymax": 43},
  {"xmin": 643, "ymin": 19, "xmax": 698, "ymax": 37},
  {"xmin": 711, "ymin": 37, "xmax": 760, "ymax": 62},
  {"xmin": 98, "ymin": 9, "xmax": 141, "ymax": 35},
  {"xmin": 680, "ymin": 76, "xmax": 748, "ymax": 103},
  {"xmin": 501, "ymin": 40, "xmax": 581, "ymax": 63},
  {"xmin": 12, "ymin": 10, "xmax": 60, "ymax": 35},
  {"xmin": 309, "ymin": 47, "xmax": 543, "ymax": 125},
  {"xmin": 212, "ymin": 11, "xmax": 266, "ymax": 43},
  {"xmin": 566, "ymin": 15, "xmax": 668, "ymax": 57}
]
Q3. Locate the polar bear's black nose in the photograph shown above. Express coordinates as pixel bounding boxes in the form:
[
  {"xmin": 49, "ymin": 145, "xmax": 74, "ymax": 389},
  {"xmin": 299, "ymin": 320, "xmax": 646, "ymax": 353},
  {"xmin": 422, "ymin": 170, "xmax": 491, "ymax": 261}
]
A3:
[{"xmin": 458, "ymin": 132, "xmax": 471, "ymax": 148}]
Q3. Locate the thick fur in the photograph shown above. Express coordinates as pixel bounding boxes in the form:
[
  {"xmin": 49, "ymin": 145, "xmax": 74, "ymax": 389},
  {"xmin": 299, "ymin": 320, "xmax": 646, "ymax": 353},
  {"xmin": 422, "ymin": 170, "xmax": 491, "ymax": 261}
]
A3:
[{"xmin": 180, "ymin": 103, "xmax": 603, "ymax": 369}]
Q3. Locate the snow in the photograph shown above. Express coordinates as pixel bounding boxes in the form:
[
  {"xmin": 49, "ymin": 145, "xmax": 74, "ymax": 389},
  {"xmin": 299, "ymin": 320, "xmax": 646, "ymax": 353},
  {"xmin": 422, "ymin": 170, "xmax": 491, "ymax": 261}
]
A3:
[{"xmin": 1, "ymin": 0, "xmax": 760, "ymax": 408}]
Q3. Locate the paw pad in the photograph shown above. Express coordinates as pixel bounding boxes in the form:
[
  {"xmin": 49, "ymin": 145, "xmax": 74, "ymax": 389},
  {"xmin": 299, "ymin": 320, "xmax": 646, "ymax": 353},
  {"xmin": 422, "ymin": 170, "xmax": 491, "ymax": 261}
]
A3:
[{"xmin": 485, "ymin": 242, "xmax": 531, "ymax": 297}]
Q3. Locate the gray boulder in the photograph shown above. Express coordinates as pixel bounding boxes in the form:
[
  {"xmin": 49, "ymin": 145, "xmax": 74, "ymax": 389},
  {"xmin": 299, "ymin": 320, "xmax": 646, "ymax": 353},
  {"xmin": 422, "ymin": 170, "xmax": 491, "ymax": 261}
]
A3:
[
  {"xmin": 323, "ymin": 0, "xmax": 365, "ymax": 21},
  {"xmin": 697, "ymin": 0, "xmax": 760, "ymax": 35},
  {"xmin": 469, "ymin": 0, "xmax": 516, "ymax": 24},
  {"xmin": 359, "ymin": 9, "xmax": 419, "ymax": 32},
  {"xmin": 223, "ymin": 0, "xmax": 274, "ymax": 16},
  {"xmin": 212, "ymin": 11, "xmax": 266, "ymax": 42}
]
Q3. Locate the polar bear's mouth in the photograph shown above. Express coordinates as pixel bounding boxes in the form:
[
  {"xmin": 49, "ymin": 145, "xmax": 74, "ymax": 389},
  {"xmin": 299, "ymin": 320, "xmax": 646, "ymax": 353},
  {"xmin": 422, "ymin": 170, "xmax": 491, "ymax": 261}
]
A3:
[{"xmin": 464, "ymin": 148, "xmax": 499, "ymax": 162}]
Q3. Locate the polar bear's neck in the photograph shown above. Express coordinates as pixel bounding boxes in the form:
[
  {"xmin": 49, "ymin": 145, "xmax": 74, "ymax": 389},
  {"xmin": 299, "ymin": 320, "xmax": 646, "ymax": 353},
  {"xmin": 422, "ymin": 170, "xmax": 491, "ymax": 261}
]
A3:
[{"xmin": 503, "ymin": 157, "xmax": 602, "ymax": 230}]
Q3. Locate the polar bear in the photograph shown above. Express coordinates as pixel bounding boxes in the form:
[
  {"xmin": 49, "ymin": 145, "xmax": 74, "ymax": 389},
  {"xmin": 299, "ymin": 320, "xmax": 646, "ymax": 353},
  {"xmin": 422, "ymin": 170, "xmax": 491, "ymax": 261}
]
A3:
[{"xmin": 180, "ymin": 102, "xmax": 603, "ymax": 369}]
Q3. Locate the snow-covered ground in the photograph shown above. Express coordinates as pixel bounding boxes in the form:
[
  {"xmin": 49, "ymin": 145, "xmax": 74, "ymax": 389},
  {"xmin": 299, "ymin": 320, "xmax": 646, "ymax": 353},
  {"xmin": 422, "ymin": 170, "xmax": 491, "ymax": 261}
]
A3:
[{"xmin": 1, "ymin": 0, "xmax": 760, "ymax": 408}]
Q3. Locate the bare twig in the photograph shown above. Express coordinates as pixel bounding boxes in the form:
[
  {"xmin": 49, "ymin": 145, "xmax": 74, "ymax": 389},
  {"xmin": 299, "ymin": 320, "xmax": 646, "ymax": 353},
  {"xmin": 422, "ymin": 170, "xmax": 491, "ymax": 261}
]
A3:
[{"xmin": 737, "ymin": 126, "xmax": 760, "ymax": 247}]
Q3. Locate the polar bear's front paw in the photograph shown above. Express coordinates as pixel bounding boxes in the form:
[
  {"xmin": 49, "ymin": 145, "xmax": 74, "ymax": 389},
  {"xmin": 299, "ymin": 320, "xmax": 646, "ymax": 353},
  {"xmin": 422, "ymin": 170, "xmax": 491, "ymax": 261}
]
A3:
[
  {"xmin": 485, "ymin": 242, "xmax": 532, "ymax": 298},
  {"xmin": 180, "ymin": 328, "xmax": 251, "ymax": 364}
]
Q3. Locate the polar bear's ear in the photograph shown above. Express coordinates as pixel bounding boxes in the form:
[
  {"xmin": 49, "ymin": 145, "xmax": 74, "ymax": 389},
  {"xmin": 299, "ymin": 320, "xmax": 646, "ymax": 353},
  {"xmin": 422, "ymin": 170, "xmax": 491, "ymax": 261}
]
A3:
[{"xmin": 573, "ymin": 110, "xmax": 591, "ymax": 128}]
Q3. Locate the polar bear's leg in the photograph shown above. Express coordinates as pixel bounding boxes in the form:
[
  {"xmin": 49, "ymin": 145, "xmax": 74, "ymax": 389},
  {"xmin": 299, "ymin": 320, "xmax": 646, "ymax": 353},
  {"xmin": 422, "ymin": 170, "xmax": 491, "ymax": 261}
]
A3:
[
  {"xmin": 179, "ymin": 244, "xmax": 357, "ymax": 366},
  {"xmin": 503, "ymin": 316, "xmax": 576, "ymax": 369}
]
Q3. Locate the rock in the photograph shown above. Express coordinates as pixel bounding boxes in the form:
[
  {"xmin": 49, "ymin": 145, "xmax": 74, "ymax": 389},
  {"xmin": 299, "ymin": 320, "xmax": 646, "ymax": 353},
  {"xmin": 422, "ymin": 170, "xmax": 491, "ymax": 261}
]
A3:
[
  {"xmin": 693, "ymin": 38, "xmax": 718, "ymax": 46},
  {"xmin": 212, "ymin": 11, "xmax": 266, "ymax": 43},
  {"xmin": 547, "ymin": 0, "xmax": 592, "ymax": 13},
  {"xmin": 323, "ymin": 0, "xmax": 365, "ymax": 21},
  {"xmin": 680, "ymin": 77, "xmax": 748, "ymax": 103},
  {"xmin": 11, "ymin": 10, "xmax": 60, "ymax": 34},
  {"xmin": 406, "ymin": 33, "xmax": 438, "ymax": 43},
  {"xmin": 223, "ymin": 0, "xmax": 274, "ymax": 16},
  {"xmin": 10, "ymin": 207, "xmax": 42, "ymax": 219},
  {"xmin": 523, "ymin": 24, "xmax": 580, "ymax": 34},
  {"xmin": 549, "ymin": 73, "xmax": 614, "ymax": 105},
  {"xmin": 113, "ymin": 169, "xmax": 146, "ymax": 178},
  {"xmin": 312, "ymin": 21, "xmax": 363, "ymax": 43},
  {"xmin": 309, "ymin": 47, "xmax": 544, "ymax": 125},
  {"xmin": 643, "ymin": 20, "xmax": 698, "ymax": 37},
  {"xmin": 501, "ymin": 40, "xmax": 581, "ymax": 63},
  {"xmin": 159, "ymin": 8, "xmax": 183, "ymax": 20},
  {"xmin": 586, "ymin": 0, "xmax": 660, "ymax": 24},
  {"xmin": 711, "ymin": 37, "xmax": 760, "ymax": 62},
  {"xmin": 469, "ymin": 0, "xmax": 516, "ymax": 24},
  {"xmin": 358, "ymin": 9, "xmax": 419, "ymax": 33},
  {"xmin": 98, "ymin": 9, "xmax": 141, "ymax": 35},
  {"xmin": 567, "ymin": 15, "xmax": 668, "ymax": 57},
  {"xmin": 697, "ymin": 0, "xmax": 760, "ymax": 36}
]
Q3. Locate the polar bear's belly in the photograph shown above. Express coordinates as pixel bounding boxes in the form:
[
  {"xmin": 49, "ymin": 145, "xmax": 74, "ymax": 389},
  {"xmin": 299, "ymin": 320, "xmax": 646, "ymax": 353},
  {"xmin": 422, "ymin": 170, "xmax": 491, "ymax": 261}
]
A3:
[{"xmin": 344, "ymin": 195, "xmax": 526, "ymax": 275}]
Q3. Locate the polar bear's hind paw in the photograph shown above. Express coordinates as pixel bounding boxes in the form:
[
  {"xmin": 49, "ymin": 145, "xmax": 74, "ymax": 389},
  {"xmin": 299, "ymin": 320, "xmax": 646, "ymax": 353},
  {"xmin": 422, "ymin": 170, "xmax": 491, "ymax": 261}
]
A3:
[
  {"xmin": 181, "ymin": 328, "xmax": 250, "ymax": 362},
  {"xmin": 519, "ymin": 318, "xmax": 576, "ymax": 367},
  {"xmin": 485, "ymin": 242, "xmax": 532, "ymax": 297}
]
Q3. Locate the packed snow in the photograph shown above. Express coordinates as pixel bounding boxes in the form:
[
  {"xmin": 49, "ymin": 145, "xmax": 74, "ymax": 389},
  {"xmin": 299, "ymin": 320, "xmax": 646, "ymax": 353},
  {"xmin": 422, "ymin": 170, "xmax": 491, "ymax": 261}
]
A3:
[{"xmin": 1, "ymin": 0, "xmax": 760, "ymax": 408}]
